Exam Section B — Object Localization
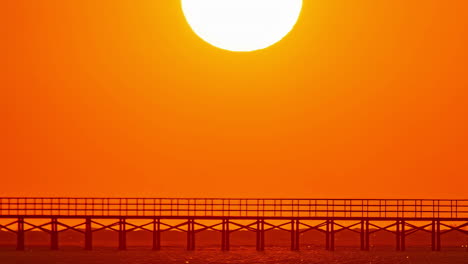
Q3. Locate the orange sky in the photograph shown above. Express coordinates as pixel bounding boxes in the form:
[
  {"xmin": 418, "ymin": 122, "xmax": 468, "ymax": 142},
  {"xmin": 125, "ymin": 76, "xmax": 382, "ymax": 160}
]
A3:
[{"xmin": 3, "ymin": 1, "xmax": 468, "ymax": 198}]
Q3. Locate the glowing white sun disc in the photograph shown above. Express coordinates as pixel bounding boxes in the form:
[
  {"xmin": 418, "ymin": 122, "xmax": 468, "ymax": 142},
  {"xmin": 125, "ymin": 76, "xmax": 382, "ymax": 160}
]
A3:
[{"xmin": 181, "ymin": 0, "xmax": 303, "ymax": 52}]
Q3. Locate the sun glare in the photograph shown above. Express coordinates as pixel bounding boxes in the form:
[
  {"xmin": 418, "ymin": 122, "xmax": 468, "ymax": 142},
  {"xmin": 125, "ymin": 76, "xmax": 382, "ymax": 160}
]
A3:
[{"xmin": 181, "ymin": 0, "xmax": 303, "ymax": 52}]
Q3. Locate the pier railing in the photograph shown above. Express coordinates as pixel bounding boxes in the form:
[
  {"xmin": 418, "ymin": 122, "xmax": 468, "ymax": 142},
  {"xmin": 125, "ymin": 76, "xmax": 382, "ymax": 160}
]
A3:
[{"xmin": 1, "ymin": 198, "xmax": 467, "ymax": 219}]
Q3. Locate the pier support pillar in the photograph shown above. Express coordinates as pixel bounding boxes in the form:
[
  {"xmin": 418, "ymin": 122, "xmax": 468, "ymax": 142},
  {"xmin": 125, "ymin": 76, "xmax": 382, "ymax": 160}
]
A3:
[
  {"xmin": 325, "ymin": 220, "xmax": 330, "ymax": 250},
  {"xmin": 400, "ymin": 220, "xmax": 405, "ymax": 251},
  {"xmin": 360, "ymin": 220, "xmax": 365, "ymax": 250},
  {"xmin": 431, "ymin": 220, "xmax": 436, "ymax": 251},
  {"xmin": 225, "ymin": 219, "xmax": 230, "ymax": 251},
  {"xmin": 325, "ymin": 219, "xmax": 335, "ymax": 251},
  {"xmin": 361, "ymin": 220, "xmax": 370, "ymax": 251},
  {"xmin": 191, "ymin": 219, "xmax": 196, "ymax": 250},
  {"xmin": 118, "ymin": 218, "xmax": 126, "ymax": 250},
  {"xmin": 329, "ymin": 220, "xmax": 335, "ymax": 251},
  {"xmin": 153, "ymin": 218, "xmax": 161, "ymax": 251},
  {"xmin": 186, "ymin": 219, "xmax": 192, "ymax": 251},
  {"xmin": 51, "ymin": 218, "xmax": 59, "ymax": 250},
  {"xmin": 290, "ymin": 219, "xmax": 300, "ymax": 251},
  {"xmin": 256, "ymin": 219, "xmax": 264, "ymax": 251},
  {"xmin": 365, "ymin": 220, "xmax": 369, "ymax": 251},
  {"xmin": 396, "ymin": 220, "xmax": 401, "ymax": 251},
  {"xmin": 221, "ymin": 219, "xmax": 230, "ymax": 251},
  {"xmin": 436, "ymin": 220, "xmax": 441, "ymax": 251},
  {"xmin": 16, "ymin": 217, "xmax": 24, "ymax": 251},
  {"xmin": 187, "ymin": 219, "xmax": 195, "ymax": 251},
  {"xmin": 85, "ymin": 218, "xmax": 92, "ymax": 250},
  {"xmin": 290, "ymin": 219, "xmax": 295, "ymax": 251},
  {"xmin": 221, "ymin": 219, "xmax": 226, "ymax": 251},
  {"xmin": 295, "ymin": 219, "xmax": 300, "ymax": 251}
]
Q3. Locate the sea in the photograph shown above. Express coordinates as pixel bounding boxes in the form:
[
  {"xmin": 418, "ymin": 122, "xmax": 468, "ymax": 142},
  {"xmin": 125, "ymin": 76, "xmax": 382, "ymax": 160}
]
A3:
[{"xmin": 0, "ymin": 246, "xmax": 466, "ymax": 264}]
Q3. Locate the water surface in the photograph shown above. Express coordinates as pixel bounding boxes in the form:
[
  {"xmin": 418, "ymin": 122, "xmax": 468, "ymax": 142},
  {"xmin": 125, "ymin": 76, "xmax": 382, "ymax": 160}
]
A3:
[{"xmin": 0, "ymin": 246, "xmax": 466, "ymax": 264}]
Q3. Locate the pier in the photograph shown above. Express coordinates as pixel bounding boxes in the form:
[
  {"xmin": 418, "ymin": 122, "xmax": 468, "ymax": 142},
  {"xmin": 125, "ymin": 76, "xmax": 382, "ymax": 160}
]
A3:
[{"xmin": 0, "ymin": 198, "xmax": 467, "ymax": 251}]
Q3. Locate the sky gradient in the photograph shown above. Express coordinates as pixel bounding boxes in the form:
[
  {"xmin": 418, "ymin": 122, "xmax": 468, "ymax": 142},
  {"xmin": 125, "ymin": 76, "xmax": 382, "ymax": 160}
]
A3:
[{"xmin": 3, "ymin": 1, "xmax": 468, "ymax": 198}]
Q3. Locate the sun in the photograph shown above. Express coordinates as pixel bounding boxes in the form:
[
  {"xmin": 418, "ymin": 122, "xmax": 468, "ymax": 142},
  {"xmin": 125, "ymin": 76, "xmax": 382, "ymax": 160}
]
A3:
[{"xmin": 181, "ymin": 0, "xmax": 303, "ymax": 52}]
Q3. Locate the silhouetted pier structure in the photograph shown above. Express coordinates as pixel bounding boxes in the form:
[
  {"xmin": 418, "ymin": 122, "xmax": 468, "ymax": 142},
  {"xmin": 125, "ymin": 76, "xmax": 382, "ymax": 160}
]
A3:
[{"xmin": 0, "ymin": 198, "xmax": 467, "ymax": 251}]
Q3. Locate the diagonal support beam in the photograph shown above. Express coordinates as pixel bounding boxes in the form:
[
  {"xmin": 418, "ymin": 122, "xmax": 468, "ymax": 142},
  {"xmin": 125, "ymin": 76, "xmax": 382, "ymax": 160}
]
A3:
[
  {"xmin": 91, "ymin": 221, "xmax": 120, "ymax": 233},
  {"xmin": 299, "ymin": 221, "xmax": 328, "ymax": 234},
  {"xmin": 440, "ymin": 222, "xmax": 468, "ymax": 235},
  {"xmin": 125, "ymin": 221, "xmax": 153, "ymax": 233},
  {"xmin": 57, "ymin": 221, "xmax": 86, "ymax": 234},
  {"xmin": 334, "ymin": 222, "xmax": 361, "ymax": 234}
]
